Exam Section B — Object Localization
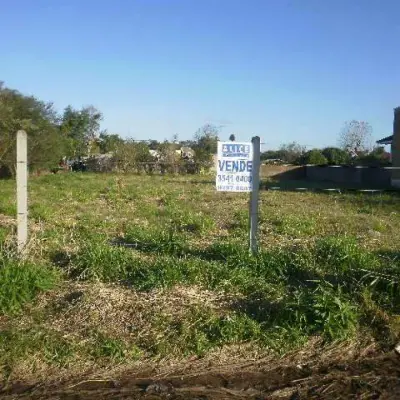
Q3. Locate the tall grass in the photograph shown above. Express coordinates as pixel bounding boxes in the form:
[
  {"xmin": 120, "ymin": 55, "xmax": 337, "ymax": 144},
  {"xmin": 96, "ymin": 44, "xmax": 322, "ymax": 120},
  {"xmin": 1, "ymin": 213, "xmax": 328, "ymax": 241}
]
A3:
[
  {"xmin": 0, "ymin": 253, "xmax": 59, "ymax": 315},
  {"xmin": 63, "ymin": 232, "xmax": 399, "ymax": 352}
]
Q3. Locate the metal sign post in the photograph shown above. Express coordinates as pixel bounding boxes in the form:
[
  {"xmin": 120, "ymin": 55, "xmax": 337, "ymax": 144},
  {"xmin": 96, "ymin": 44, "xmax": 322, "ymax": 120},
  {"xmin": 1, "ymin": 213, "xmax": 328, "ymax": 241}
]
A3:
[
  {"xmin": 215, "ymin": 136, "xmax": 261, "ymax": 255},
  {"xmin": 16, "ymin": 130, "xmax": 28, "ymax": 254},
  {"xmin": 249, "ymin": 136, "xmax": 261, "ymax": 255}
]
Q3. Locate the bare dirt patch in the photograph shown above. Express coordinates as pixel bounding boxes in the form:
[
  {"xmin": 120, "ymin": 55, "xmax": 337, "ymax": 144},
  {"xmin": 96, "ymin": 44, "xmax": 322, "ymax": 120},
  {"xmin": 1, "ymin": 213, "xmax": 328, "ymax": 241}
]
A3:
[{"xmin": 1, "ymin": 346, "xmax": 399, "ymax": 399}]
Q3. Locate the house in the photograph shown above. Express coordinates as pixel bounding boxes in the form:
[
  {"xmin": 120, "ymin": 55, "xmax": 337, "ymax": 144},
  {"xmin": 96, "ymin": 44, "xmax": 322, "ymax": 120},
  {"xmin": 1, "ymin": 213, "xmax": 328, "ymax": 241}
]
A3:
[
  {"xmin": 149, "ymin": 150, "xmax": 161, "ymax": 160},
  {"xmin": 180, "ymin": 146, "xmax": 195, "ymax": 159},
  {"xmin": 376, "ymin": 107, "xmax": 400, "ymax": 187},
  {"xmin": 174, "ymin": 147, "xmax": 195, "ymax": 160},
  {"xmin": 376, "ymin": 135, "xmax": 393, "ymax": 145}
]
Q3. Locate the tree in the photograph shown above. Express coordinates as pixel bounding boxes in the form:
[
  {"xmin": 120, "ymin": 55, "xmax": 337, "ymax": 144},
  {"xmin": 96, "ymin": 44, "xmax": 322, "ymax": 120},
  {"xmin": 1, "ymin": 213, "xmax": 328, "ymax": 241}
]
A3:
[
  {"xmin": 322, "ymin": 147, "xmax": 350, "ymax": 165},
  {"xmin": 193, "ymin": 124, "xmax": 219, "ymax": 162},
  {"xmin": 59, "ymin": 105, "xmax": 103, "ymax": 157},
  {"xmin": 0, "ymin": 82, "xmax": 66, "ymax": 175},
  {"xmin": 114, "ymin": 140, "xmax": 152, "ymax": 172},
  {"xmin": 301, "ymin": 149, "xmax": 328, "ymax": 165},
  {"xmin": 158, "ymin": 140, "xmax": 179, "ymax": 163},
  {"xmin": 279, "ymin": 142, "xmax": 306, "ymax": 164},
  {"xmin": 154, "ymin": 140, "xmax": 180, "ymax": 173},
  {"xmin": 339, "ymin": 120, "xmax": 372, "ymax": 154},
  {"xmin": 172, "ymin": 133, "xmax": 179, "ymax": 143},
  {"xmin": 99, "ymin": 132, "xmax": 124, "ymax": 153},
  {"xmin": 229, "ymin": 134, "xmax": 236, "ymax": 141}
]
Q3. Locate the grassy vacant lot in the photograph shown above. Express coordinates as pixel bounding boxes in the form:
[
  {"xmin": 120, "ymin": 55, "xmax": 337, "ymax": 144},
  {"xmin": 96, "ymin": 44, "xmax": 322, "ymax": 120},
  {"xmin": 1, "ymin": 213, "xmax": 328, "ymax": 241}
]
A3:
[{"xmin": 0, "ymin": 173, "xmax": 399, "ymax": 396}]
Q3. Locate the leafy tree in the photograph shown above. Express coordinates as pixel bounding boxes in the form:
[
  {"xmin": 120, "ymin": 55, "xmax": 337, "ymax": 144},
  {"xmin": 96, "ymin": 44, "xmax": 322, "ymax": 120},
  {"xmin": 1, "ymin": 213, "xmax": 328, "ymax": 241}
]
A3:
[
  {"xmin": 339, "ymin": 120, "xmax": 372, "ymax": 154},
  {"xmin": 0, "ymin": 82, "xmax": 66, "ymax": 175},
  {"xmin": 157, "ymin": 140, "xmax": 180, "ymax": 172},
  {"xmin": 59, "ymin": 105, "xmax": 103, "ymax": 157},
  {"xmin": 322, "ymin": 147, "xmax": 350, "ymax": 165},
  {"xmin": 301, "ymin": 149, "xmax": 328, "ymax": 165},
  {"xmin": 114, "ymin": 140, "xmax": 152, "ymax": 172},
  {"xmin": 279, "ymin": 142, "xmax": 306, "ymax": 164},
  {"xmin": 99, "ymin": 132, "xmax": 124, "ymax": 153},
  {"xmin": 229, "ymin": 134, "xmax": 236, "ymax": 141},
  {"xmin": 192, "ymin": 124, "xmax": 219, "ymax": 166}
]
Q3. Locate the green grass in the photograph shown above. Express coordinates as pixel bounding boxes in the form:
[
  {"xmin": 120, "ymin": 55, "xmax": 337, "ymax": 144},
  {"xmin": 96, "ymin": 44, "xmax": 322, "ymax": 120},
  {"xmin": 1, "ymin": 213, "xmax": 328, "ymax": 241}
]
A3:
[
  {"xmin": 0, "ymin": 254, "xmax": 59, "ymax": 315},
  {"xmin": 62, "ymin": 233, "xmax": 399, "ymax": 348},
  {"xmin": 0, "ymin": 173, "xmax": 399, "ymax": 380}
]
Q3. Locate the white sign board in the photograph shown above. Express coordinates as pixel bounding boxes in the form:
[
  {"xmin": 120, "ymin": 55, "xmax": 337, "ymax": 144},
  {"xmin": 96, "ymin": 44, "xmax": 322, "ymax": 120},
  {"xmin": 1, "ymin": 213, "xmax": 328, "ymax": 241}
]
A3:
[{"xmin": 216, "ymin": 141, "xmax": 253, "ymax": 192}]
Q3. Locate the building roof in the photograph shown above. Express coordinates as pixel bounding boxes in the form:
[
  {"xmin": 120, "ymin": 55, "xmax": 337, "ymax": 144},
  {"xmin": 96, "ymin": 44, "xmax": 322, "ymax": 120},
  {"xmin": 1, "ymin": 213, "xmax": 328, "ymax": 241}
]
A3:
[
  {"xmin": 181, "ymin": 146, "xmax": 194, "ymax": 153},
  {"xmin": 376, "ymin": 135, "xmax": 393, "ymax": 145}
]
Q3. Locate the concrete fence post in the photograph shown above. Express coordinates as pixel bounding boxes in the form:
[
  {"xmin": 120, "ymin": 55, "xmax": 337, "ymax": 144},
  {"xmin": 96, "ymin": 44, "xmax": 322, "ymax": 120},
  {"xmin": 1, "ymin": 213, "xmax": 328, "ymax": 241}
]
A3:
[{"xmin": 16, "ymin": 130, "xmax": 28, "ymax": 254}]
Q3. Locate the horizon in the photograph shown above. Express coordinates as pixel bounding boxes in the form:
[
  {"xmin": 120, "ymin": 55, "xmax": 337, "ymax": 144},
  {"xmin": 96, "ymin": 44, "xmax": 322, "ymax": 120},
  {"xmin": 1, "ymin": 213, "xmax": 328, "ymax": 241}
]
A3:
[{"xmin": 1, "ymin": 0, "xmax": 399, "ymax": 150}]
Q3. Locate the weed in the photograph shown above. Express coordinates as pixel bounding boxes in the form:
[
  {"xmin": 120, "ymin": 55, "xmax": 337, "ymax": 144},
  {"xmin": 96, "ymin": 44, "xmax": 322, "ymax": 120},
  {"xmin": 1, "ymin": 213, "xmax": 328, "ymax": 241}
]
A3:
[
  {"xmin": 146, "ymin": 305, "xmax": 265, "ymax": 357},
  {"xmin": 315, "ymin": 236, "xmax": 380, "ymax": 274},
  {"xmin": 0, "ymin": 327, "xmax": 75, "ymax": 374},
  {"xmin": 69, "ymin": 241, "xmax": 135, "ymax": 281},
  {"xmin": 312, "ymin": 284, "xmax": 359, "ymax": 341},
  {"xmin": 0, "ymin": 255, "xmax": 59, "ymax": 315},
  {"xmin": 91, "ymin": 333, "xmax": 127, "ymax": 361}
]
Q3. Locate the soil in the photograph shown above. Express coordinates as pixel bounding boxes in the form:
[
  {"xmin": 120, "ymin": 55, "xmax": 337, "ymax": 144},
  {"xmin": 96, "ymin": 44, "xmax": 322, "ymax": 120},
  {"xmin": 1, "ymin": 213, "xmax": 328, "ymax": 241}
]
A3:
[{"xmin": 1, "ymin": 349, "xmax": 399, "ymax": 399}]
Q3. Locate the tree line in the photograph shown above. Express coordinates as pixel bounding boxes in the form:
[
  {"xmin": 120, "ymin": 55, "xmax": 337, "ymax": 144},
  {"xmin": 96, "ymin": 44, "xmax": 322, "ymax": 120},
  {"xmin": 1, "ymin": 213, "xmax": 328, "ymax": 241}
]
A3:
[
  {"xmin": 261, "ymin": 121, "xmax": 390, "ymax": 166},
  {"xmin": 0, "ymin": 81, "xmax": 391, "ymax": 177},
  {"xmin": 0, "ymin": 82, "xmax": 219, "ymax": 176}
]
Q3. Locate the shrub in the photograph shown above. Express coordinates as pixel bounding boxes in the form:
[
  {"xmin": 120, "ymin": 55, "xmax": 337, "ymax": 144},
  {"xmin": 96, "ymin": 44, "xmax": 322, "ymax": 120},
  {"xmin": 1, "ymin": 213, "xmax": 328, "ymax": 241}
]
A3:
[
  {"xmin": 322, "ymin": 147, "xmax": 350, "ymax": 165},
  {"xmin": 301, "ymin": 149, "xmax": 328, "ymax": 165},
  {"xmin": 356, "ymin": 147, "xmax": 391, "ymax": 166}
]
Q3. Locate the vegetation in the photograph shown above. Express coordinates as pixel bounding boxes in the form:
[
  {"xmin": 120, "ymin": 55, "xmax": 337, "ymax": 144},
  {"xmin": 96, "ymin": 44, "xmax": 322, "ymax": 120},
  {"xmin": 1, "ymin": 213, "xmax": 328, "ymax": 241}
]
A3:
[
  {"xmin": 0, "ymin": 81, "xmax": 391, "ymax": 177},
  {"xmin": 59, "ymin": 105, "xmax": 104, "ymax": 158},
  {"xmin": 322, "ymin": 147, "xmax": 350, "ymax": 165},
  {"xmin": 0, "ymin": 173, "xmax": 398, "ymax": 381},
  {"xmin": 261, "ymin": 142, "xmax": 306, "ymax": 164},
  {"xmin": 300, "ymin": 149, "xmax": 328, "ymax": 165},
  {"xmin": 261, "ymin": 143, "xmax": 390, "ymax": 167},
  {"xmin": 357, "ymin": 146, "xmax": 391, "ymax": 166},
  {"xmin": 0, "ymin": 82, "xmax": 66, "ymax": 175},
  {"xmin": 0, "ymin": 82, "xmax": 221, "ymax": 177},
  {"xmin": 339, "ymin": 120, "xmax": 373, "ymax": 154}
]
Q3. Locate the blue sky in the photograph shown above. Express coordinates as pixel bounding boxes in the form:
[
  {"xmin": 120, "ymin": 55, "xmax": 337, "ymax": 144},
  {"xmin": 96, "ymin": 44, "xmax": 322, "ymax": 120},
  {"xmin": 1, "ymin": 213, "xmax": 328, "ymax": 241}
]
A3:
[{"xmin": 1, "ymin": 0, "xmax": 399, "ymax": 149}]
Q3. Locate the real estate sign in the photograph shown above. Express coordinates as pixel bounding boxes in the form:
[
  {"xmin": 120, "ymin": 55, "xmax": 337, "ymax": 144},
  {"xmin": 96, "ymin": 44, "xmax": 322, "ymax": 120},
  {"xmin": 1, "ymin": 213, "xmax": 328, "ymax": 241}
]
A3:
[{"xmin": 216, "ymin": 142, "xmax": 253, "ymax": 192}]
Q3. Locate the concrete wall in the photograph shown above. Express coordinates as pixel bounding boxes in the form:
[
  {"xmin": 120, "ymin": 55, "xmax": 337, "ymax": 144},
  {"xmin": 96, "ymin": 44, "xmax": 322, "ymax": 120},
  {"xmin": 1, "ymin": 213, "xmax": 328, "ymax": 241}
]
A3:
[
  {"xmin": 262, "ymin": 164, "xmax": 397, "ymax": 188},
  {"xmin": 305, "ymin": 165, "xmax": 394, "ymax": 188}
]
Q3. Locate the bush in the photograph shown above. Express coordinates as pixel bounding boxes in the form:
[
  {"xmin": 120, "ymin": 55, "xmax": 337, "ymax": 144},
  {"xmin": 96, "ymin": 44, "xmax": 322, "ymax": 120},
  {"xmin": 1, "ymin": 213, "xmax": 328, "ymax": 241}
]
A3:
[
  {"xmin": 300, "ymin": 149, "xmax": 328, "ymax": 165},
  {"xmin": 356, "ymin": 147, "xmax": 391, "ymax": 166},
  {"xmin": 322, "ymin": 147, "xmax": 350, "ymax": 165}
]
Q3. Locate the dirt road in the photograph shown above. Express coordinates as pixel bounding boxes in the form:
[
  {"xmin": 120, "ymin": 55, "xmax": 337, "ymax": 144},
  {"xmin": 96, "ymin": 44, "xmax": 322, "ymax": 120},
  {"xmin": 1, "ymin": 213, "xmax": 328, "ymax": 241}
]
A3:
[{"xmin": 1, "ymin": 350, "xmax": 399, "ymax": 399}]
